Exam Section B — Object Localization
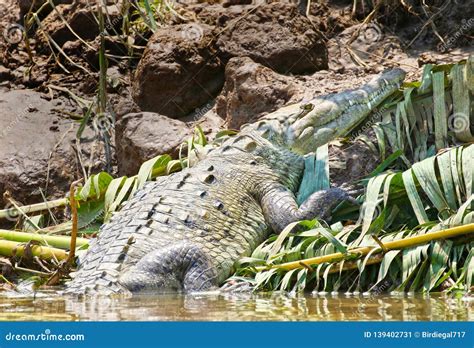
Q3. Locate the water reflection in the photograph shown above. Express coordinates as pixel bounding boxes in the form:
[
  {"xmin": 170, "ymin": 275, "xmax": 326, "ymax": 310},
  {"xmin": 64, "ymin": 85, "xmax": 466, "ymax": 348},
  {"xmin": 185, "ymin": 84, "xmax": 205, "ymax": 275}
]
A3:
[{"xmin": 0, "ymin": 292, "xmax": 471, "ymax": 321}]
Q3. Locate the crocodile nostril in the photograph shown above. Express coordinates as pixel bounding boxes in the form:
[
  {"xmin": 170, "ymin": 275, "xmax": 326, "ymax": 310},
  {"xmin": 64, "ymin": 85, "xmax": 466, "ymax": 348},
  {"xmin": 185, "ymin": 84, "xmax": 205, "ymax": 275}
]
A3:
[{"xmin": 203, "ymin": 175, "xmax": 217, "ymax": 184}]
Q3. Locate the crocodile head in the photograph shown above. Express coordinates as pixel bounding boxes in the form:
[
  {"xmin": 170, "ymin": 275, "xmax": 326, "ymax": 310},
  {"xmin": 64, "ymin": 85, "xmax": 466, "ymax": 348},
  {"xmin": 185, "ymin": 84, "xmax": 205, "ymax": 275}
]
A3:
[{"xmin": 284, "ymin": 68, "xmax": 406, "ymax": 155}]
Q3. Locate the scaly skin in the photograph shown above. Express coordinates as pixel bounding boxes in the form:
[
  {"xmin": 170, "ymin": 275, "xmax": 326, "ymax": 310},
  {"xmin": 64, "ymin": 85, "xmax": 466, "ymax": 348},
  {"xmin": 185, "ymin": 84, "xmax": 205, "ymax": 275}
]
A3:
[{"xmin": 65, "ymin": 69, "xmax": 405, "ymax": 295}]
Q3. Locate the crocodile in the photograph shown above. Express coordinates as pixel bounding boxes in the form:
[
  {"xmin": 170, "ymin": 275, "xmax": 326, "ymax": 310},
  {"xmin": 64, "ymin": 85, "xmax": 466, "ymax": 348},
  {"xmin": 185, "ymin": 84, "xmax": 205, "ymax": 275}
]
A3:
[{"xmin": 65, "ymin": 68, "xmax": 406, "ymax": 295}]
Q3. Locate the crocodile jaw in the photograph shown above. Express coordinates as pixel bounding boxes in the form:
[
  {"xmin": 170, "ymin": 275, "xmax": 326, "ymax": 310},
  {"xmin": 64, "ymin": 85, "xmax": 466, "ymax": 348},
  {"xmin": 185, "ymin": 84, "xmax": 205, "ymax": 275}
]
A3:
[{"xmin": 286, "ymin": 68, "xmax": 406, "ymax": 155}]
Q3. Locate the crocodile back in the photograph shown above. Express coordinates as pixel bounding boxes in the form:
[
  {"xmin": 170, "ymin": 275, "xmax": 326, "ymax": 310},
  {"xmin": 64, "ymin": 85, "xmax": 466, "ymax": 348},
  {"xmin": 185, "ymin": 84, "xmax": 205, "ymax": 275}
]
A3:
[{"xmin": 66, "ymin": 133, "xmax": 305, "ymax": 294}]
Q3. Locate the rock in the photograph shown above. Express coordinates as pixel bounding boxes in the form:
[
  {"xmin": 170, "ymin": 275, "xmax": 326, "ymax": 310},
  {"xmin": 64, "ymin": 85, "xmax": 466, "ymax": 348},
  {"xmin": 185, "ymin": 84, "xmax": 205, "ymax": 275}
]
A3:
[
  {"xmin": 216, "ymin": 57, "xmax": 296, "ymax": 129},
  {"xmin": 0, "ymin": 66, "xmax": 13, "ymax": 80},
  {"xmin": 116, "ymin": 112, "xmax": 192, "ymax": 176},
  {"xmin": 194, "ymin": 110, "xmax": 225, "ymax": 139},
  {"xmin": 132, "ymin": 2, "xmax": 328, "ymax": 119},
  {"xmin": 113, "ymin": 93, "xmax": 141, "ymax": 118},
  {"xmin": 39, "ymin": 1, "xmax": 121, "ymax": 47},
  {"xmin": 0, "ymin": 0, "xmax": 21, "ymax": 40},
  {"xmin": 132, "ymin": 23, "xmax": 224, "ymax": 118},
  {"xmin": 0, "ymin": 90, "xmax": 77, "ymax": 205},
  {"xmin": 177, "ymin": 3, "xmax": 251, "ymax": 27},
  {"xmin": 17, "ymin": 0, "xmax": 73, "ymax": 19},
  {"xmin": 216, "ymin": 2, "xmax": 328, "ymax": 74},
  {"xmin": 0, "ymin": 89, "xmax": 110, "ymax": 207}
]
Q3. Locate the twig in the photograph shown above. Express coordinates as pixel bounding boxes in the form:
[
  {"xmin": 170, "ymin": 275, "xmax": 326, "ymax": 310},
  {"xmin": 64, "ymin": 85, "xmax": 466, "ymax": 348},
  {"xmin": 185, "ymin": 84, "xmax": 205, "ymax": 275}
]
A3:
[
  {"xmin": 372, "ymin": 235, "xmax": 388, "ymax": 253},
  {"xmin": 33, "ymin": 256, "xmax": 52, "ymax": 273},
  {"xmin": 349, "ymin": 47, "xmax": 419, "ymax": 69},
  {"xmin": 73, "ymin": 139, "xmax": 89, "ymax": 181},
  {"xmin": 33, "ymin": 13, "xmax": 93, "ymax": 75},
  {"xmin": 46, "ymin": 84, "xmax": 92, "ymax": 109},
  {"xmin": 37, "ymin": 188, "xmax": 58, "ymax": 225},
  {"xmin": 67, "ymin": 179, "xmax": 83, "ymax": 265},
  {"xmin": 14, "ymin": 264, "xmax": 50, "ymax": 277},
  {"xmin": 405, "ymin": 0, "xmax": 450, "ymax": 49}
]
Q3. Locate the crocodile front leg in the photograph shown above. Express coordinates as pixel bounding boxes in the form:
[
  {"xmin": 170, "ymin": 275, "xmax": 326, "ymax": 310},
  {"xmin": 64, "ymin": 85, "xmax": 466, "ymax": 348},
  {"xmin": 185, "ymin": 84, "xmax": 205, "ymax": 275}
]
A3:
[
  {"xmin": 119, "ymin": 242, "xmax": 219, "ymax": 293},
  {"xmin": 261, "ymin": 185, "xmax": 355, "ymax": 233}
]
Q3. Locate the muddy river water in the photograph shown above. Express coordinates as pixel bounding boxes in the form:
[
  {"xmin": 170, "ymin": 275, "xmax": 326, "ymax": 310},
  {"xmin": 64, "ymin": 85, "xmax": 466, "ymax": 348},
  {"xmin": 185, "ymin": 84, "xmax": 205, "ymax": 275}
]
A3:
[{"xmin": 0, "ymin": 292, "xmax": 471, "ymax": 321}]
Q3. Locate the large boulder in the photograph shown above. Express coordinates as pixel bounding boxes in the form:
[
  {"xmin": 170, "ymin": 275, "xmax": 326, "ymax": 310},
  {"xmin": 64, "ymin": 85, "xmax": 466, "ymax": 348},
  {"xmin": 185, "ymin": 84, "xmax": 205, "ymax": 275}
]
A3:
[
  {"xmin": 115, "ymin": 112, "xmax": 193, "ymax": 176},
  {"xmin": 216, "ymin": 57, "xmax": 297, "ymax": 129},
  {"xmin": 216, "ymin": 2, "xmax": 328, "ymax": 74},
  {"xmin": 0, "ymin": 90, "xmax": 77, "ymax": 205},
  {"xmin": 132, "ymin": 2, "xmax": 328, "ymax": 119},
  {"xmin": 132, "ymin": 24, "xmax": 224, "ymax": 118}
]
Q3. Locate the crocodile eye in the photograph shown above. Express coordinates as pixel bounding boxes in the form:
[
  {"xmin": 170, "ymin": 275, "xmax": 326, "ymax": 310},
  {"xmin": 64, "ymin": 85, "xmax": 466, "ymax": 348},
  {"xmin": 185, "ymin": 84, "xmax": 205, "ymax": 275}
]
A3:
[{"xmin": 244, "ymin": 141, "xmax": 257, "ymax": 152}]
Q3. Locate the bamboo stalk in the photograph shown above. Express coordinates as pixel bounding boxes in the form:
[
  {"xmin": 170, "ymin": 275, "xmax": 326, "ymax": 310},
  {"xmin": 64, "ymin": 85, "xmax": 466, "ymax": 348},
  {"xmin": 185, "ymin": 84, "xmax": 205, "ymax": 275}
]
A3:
[
  {"xmin": 326, "ymin": 232, "xmax": 474, "ymax": 275},
  {"xmin": 326, "ymin": 254, "xmax": 384, "ymax": 275},
  {"xmin": 257, "ymin": 223, "xmax": 474, "ymax": 271},
  {"xmin": 0, "ymin": 240, "xmax": 68, "ymax": 261},
  {"xmin": 0, "ymin": 198, "xmax": 67, "ymax": 220},
  {"xmin": 0, "ymin": 230, "xmax": 89, "ymax": 249}
]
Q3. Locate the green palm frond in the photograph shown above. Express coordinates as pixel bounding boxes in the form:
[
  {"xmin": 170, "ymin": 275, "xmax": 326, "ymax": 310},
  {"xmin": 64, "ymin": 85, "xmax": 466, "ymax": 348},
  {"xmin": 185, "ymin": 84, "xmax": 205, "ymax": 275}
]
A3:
[{"xmin": 233, "ymin": 145, "xmax": 473, "ymax": 293}]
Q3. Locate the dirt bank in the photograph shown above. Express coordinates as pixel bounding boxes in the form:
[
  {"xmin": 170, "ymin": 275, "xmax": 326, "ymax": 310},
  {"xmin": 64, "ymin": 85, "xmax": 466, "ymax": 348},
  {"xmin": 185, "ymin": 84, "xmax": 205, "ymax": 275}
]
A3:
[{"xmin": 0, "ymin": 0, "xmax": 472, "ymax": 205}]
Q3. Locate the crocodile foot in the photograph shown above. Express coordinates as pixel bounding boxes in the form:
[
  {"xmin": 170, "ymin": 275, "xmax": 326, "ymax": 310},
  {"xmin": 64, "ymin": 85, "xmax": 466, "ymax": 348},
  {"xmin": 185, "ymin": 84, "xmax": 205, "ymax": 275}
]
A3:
[{"xmin": 119, "ymin": 242, "xmax": 219, "ymax": 293}]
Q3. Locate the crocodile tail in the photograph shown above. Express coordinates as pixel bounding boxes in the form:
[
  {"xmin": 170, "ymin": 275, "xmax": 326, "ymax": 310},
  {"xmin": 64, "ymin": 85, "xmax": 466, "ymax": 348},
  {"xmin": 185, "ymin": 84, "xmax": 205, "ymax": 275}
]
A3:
[{"xmin": 64, "ymin": 239, "xmax": 130, "ymax": 296}]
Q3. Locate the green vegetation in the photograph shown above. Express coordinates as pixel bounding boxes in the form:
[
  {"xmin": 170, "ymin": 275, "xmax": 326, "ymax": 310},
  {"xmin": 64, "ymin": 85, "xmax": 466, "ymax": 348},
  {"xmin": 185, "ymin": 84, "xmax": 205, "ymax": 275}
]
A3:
[
  {"xmin": 0, "ymin": 1, "xmax": 472, "ymax": 293},
  {"xmin": 231, "ymin": 145, "xmax": 473, "ymax": 293},
  {"xmin": 228, "ymin": 58, "xmax": 474, "ymax": 293}
]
